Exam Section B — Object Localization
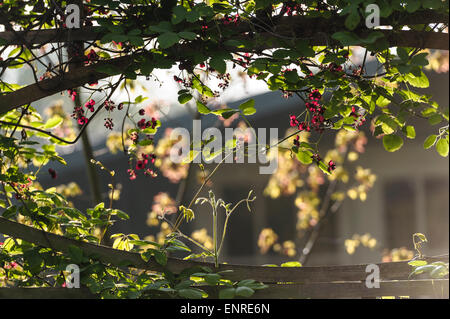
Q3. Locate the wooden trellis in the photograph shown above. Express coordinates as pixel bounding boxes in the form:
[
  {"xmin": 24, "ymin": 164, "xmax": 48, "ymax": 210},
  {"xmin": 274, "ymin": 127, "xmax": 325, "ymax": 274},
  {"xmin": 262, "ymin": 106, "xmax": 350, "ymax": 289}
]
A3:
[{"xmin": 0, "ymin": 217, "xmax": 448, "ymax": 299}]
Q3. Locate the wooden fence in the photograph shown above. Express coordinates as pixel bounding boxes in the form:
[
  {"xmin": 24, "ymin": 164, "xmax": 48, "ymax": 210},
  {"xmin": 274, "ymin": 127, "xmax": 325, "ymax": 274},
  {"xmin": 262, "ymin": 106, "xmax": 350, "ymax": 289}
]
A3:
[{"xmin": 0, "ymin": 217, "xmax": 448, "ymax": 299}]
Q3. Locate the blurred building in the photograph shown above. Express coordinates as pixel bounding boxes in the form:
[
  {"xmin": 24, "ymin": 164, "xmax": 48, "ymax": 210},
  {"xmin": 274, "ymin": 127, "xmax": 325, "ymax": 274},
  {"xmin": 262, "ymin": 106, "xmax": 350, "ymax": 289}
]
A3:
[{"xmin": 34, "ymin": 68, "xmax": 449, "ymax": 267}]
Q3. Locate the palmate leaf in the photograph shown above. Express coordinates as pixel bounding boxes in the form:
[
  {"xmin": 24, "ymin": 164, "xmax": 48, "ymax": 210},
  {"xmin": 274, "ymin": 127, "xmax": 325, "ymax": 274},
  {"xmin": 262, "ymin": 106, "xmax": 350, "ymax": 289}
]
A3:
[{"xmin": 157, "ymin": 32, "xmax": 180, "ymax": 49}]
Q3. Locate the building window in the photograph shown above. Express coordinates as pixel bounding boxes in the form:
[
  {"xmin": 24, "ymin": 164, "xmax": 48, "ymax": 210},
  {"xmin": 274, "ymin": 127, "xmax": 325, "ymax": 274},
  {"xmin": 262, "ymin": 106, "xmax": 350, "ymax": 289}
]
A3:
[
  {"xmin": 222, "ymin": 187, "xmax": 255, "ymax": 257},
  {"xmin": 424, "ymin": 178, "xmax": 449, "ymax": 252},
  {"xmin": 384, "ymin": 179, "xmax": 417, "ymax": 249}
]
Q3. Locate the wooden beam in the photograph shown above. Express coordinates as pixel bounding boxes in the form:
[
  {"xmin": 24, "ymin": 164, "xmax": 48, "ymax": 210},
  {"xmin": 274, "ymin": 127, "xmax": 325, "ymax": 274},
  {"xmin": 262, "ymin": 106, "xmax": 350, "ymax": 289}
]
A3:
[
  {"xmin": 0, "ymin": 29, "xmax": 447, "ymax": 115},
  {"xmin": 249, "ymin": 279, "xmax": 449, "ymax": 299},
  {"xmin": 0, "ymin": 9, "xmax": 447, "ymax": 46},
  {"xmin": 0, "ymin": 287, "xmax": 96, "ymax": 299},
  {"xmin": 0, "ymin": 53, "xmax": 138, "ymax": 115},
  {"xmin": 0, "ymin": 217, "xmax": 448, "ymax": 284},
  {"xmin": 1, "ymin": 279, "xmax": 447, "ymax": 299}
]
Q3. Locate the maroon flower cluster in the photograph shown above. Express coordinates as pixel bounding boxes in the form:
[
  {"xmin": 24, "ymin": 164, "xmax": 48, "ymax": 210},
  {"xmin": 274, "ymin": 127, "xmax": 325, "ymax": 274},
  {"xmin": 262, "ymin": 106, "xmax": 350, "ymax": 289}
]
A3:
[
  {"xmin": 281, "ymin": 1, "xmax": 303, "ymax": 16},
  {"xmin": 310, "ymin": 153, "xmax": 337, "ymax": 173},
  {"xmin": 235, "ymin": 52, "xmax": 252, "ymax": 69},
  {"xmin": 48, "ymin": 168, "xmax": 57, "ymax": 179},
  {"xmin": 128, "ymin": 154, "xmax": 157, "ymax": 181},
  {"xmin": 105, "ymin": 100, "xmax": 115, "ymax": 111},
  {"xmin": 328, "ymin": 63, "xmax": 343, "ymax": 73},
  {"xmin": 222, "ymin": 14, "xmax": 239, "ymax": 25},
  {"xmin": 71, "ymin": 107, "xmax": 88, "ymax": 125},
  {"xmin": 137, "ymin": 117, "xmax": 157, "ymax": 130},
  {"xmin": 173, "ymin": 75, "xmax": 183, "ymax": 83},
  {"xmin": 350, "ymin": 106, "xmax": 366, "ymax": 128},
  {"xmin": 104, "ymin": 117, "xmax": 114, "ymax": 130},
  {"xmin": 282, "ymin": 90, "xmax": 293, "ymax": 99},
  {"xmin": 130, "ymin": 131, "xmax": 139, "ymax": 144},
  {"xmin": 136, "ymin": 153, "xmax": 156, "ymax": 170},
  {"xmin": 217, "ymin": 73, "xmax": 231, "ymax": 90},
  {"xmin": 289, "ymin": 89, "xmax": 328, "ymax": 134},
  {"xmin": 71, "ymin": 99, "xmax": 96, "ymax": 125},
  {"xmin": 67, "ymin": 89, "xmax": 77, "ymax": 101},
  {"xmin": 84, "ymin": 99, "xmax": 96, "ymax": 112},
  {"xmin": 327, "ymin": 160, "xmax": 336, "ymax": 173},
  {"xmin": 307, "ymin": 90, "xmax": 326, "ymax": 133},
  {"xmin": 293, "ymin": 135, "xmax": 300, "ymax": 147},
  {"xmin": 84, "ymin": 49, "xmax": 98, "ymax": 65}
]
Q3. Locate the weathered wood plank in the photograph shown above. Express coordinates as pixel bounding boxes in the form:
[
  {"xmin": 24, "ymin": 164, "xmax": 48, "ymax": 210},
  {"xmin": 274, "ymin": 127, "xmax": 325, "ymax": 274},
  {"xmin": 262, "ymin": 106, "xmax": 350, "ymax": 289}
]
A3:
[
  {"xmin": 1, "ymin": 217, "xmax": 448, "ymax": 283},
  {"xmin": 249, "ymin": 280, "xmax": 449, "ymax": 299},
  {"xmin": 0, "ymin": 287, "xmax": 96, "ymax": 299},
  {"xmin": 1, "ymin": 279, "xmax": 447, "ymax": 299}
]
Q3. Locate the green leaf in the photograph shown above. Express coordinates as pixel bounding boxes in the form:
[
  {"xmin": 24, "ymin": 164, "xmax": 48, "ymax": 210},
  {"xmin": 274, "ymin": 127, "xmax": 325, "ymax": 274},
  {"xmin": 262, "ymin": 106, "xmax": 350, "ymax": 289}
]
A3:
[
  {"xmin": 196, "ymin": 101, "xmax": 211, "ymax": 114},
  {"xmin": 2, "ymin": 205, "xmax": 17, "ymax": 219},
  {"xmin": 192, "ymin": 77, "xmax": 214, "ymax": 97},
  {"xmin": 403, "ymin": 125, "xmax": 416, "ymax": 139},
  {"xmin": 405, "ymin": 71, "xmax": 429, "ymax": 88},
  {"xmin": 178, "ymin": 93, "xmax": 193, "ymax": 104},
  {"xmin": 284, "ymin": 70, "xmax": 300, "ymax": 83},
  {"xmin": 424, "ymin": 135, "xmax": 437, "ymax": 149},
  {"xmin": 345, "ymin": 11, "xmax": 361, "ymax": 30},
  {"xmin": 148, "ymin": 21, "xmax": 173, "ymax": 33},
  {"xmin": 171, "ymin": 6, "xmax": 187, "ymax": 24},
  {"xmin": 178, "ymin": 31, "xmax": 197, "ymax": 40},
  {"xmin": 43, "ymin": 116, "xmax": 63, "ymax": 129},
  {"xmin": 410, "ymin": 53, "xmax": 429, "ymax": 67},
  {"xmin": 360, "ymin": 32, "xmax": 385, "ymax": 44},
  {"xmin": 68, "ymin": 245, "xmax": 84, "ymax": 264},
  {"xmin": 410, "ymin": 265, "xmax": 435, "ymax": 276},
  {"xmin": 179, "ymin": 205, "xmax": 195, "ymax": 222},
  {"xmin": 408, "ymin": 260, "xmax": 428, "ymax": 267},
  {"xmin": 210, "ymin": 56, "xmax": 226, "ymax": 74},
  {"xmin": 383, "ymin": 134, "xmax": 404, "ymax": 152},
  {"xmin": 157, "ymin": 32, "xmax": 180, "ymax": 49},
  {"xmin": 281, "ymin": 261, "xmax": 302, "ymax": 267},
  {"xmin": 295, "ymin": 149, "xmax": 313, "ymax": 165},
  {"xmin": 406, "ymin": 0, "xmax": 421, "ymax": 12},
  {"xmin": 95, "ymin": 63, "xmax": 121, "ymax": 75},
  {"xmin": 134, "ymin": 95, "xmax": 148, "ymax": 104},
  {"xmin": 224, "ymin": 39, "xmax": 244, "ymax": 48},
  {"xmin": 186, "ymin": 9, "xmax": 200, "ymax": 22},
  {"xmin": 238, "ymin": 99, "xmax": 256, "ymax": 115},
  {"xmin": 178, "ymin": 288, "xmax": 204, "ymax": 299},
  {"xmin": 128, "ymin": 35, "xmax": 144, "ymax": 47},
  {"xmin": 112, "ymin": 209, "xmax": 129, "ymax": 220},
  {"xmin": 430, "ymin": 265, "xmax": 448, "ymax": 278},
  {"xmin": 332, "ymin": 31, "xmax": 361, "ymax": 46},
  {"xmin": 423, "ymin": 0, "xmax": 444, "ymax": 9},
  {"xmin": 376, "ymin": 114, "xmax": 398, "ymax": 135},
  {"xmin": 235, "ymin": 286, "xmax": 255, "ymax": 297},
  {"xmin": 219, "ymin": 287, "xmax": 235, "ymax": 299},
  {"xmin": 414, "ymin": 232, "xmax": 428, "ymax": 242},
  {"xmin": 436, "ymin": 138, "xmax": 449, "ymax": 157},
  {"xmin": 204, "ymin": 273, "xmax": 221, "ymax": 285},
  {"xmin": 129, "ymin": 239, "xmax": 160, "ymax": 247},
  {"xmin": 221, "ymin": 110, "xmax": 239, "ymax": 119},
  {"xmin": 397, "ymin": 48, "xmax": 409, "ymax": 62},
  {"xmin": 153, "ymin": 250, "xmax": 167, "ymax": 266},
  {"xmin": 428, "ymin": 114, "xmax": 442, "ymax": 125}
]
